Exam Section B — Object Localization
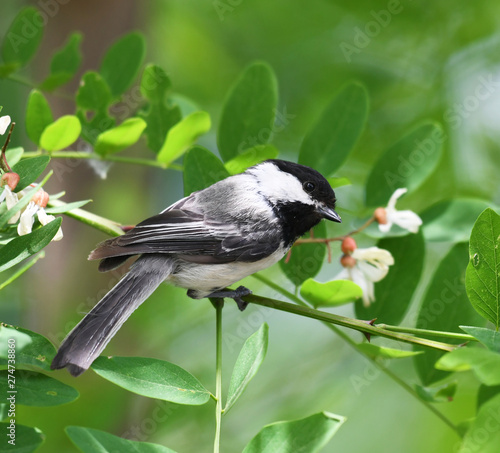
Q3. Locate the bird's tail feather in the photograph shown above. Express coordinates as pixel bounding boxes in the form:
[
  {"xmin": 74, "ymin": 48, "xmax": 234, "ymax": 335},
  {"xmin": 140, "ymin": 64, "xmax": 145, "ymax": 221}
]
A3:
[{"xmin": 51, "ymin": 255, "xmax": 175, "ymax": 376}]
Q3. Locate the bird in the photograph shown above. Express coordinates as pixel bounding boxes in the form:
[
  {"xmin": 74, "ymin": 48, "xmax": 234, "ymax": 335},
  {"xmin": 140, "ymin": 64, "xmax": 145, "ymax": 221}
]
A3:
[{"xmin": 51, "ymin": 159, "xmax": 341, "ymax": 376}]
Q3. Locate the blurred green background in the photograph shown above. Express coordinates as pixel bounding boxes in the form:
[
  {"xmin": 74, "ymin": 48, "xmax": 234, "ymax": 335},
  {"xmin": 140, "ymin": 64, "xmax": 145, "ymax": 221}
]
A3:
[{"xmin": 1, "ymin": 0, "xmax": 499, "ymax": 452}]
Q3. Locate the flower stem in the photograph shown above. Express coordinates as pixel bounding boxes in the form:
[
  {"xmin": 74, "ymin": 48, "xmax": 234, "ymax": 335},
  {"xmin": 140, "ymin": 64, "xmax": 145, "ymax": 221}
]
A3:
[
  {"xmin": 211, "ymin": 298, "xmax": 224, "ymax": 453},
  {"xmin": 376, "ymin": 324, "xmax": 476, "ymax": 343},
  {"xmin": 21, "ymin": 151, "xmax": 183, "ymax": 171}
]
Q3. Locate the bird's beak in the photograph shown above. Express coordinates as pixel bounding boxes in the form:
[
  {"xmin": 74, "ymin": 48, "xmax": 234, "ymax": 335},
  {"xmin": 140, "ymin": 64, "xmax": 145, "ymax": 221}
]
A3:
[{"xmin": 318, "ymin": 204, "xmax": 341, "ymax": 223}]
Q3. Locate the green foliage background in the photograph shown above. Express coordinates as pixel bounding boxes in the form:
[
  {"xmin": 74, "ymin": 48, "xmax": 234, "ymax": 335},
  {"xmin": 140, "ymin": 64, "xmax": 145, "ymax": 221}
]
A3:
[{"xmin": 1, "ymin": 1, "xmax": 500, "ymax": 452}]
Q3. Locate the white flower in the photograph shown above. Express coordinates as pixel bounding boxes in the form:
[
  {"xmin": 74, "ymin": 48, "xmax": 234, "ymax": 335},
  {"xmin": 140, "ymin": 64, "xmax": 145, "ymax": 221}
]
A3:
[
  {"xmin": 336, "ymin": 246, "xmax": 394, "ymax": 307},
  {"xmin": 18, "ymin": 201, "xmax": 38, "ymax": 236},
  {"xmin": 0, "ymin": 115, "xmax": 11, "ymax": 135},
  {"xmin": 377, "ymin": 188, "xmax": 422, "ymax": 234},
  {"xmin": 37, "ymin": 209, "xmax": 63, "ymax": 241},
  {"xmin": 0, "ymin": 186, "xmax": 21, "ymax": 224}
]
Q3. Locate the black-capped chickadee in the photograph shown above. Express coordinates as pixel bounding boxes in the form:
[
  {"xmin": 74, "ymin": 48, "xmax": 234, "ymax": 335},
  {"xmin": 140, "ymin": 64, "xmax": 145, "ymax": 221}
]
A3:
[{"xmin": 51, "ymin": 159, "xmax": 341, "ymax": 376}]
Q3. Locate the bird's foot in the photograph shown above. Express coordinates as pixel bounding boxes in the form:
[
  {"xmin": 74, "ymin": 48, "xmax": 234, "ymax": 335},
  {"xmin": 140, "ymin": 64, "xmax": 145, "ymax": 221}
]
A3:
[{"xmin": 206, "ymin": 286, "xmax": 252, "ymax": 311}]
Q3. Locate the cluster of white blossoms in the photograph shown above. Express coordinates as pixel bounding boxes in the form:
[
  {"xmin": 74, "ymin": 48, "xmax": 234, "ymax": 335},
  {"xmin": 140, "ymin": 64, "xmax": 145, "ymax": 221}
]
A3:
[
  {"xmin": 0, "ymin": 115, "xmax": 63, "ymax": 241},
  {"xmin": 336, "ymin": 188, "xmax": 422, "ymax": 307}
]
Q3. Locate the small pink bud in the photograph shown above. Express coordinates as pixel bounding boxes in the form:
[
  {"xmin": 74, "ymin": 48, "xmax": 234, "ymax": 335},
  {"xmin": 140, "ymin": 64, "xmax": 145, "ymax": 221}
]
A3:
[
  {"xmin": 340, "ymin": 254, "xmax": 356, "ymax": 268},
  {"xmin": 1, "ymin": 172, "xmax": 20, "ymax": 190},
  {"xmin": 374, "ymin": 207, "xmax": 387, "ymax": 225},
  {"xmin": 341, "ymin": 236, "xmax": 357, "ymax": 254},
  {"xmin": 32, "ymin": 189, "xmax": 49, "ymax": 207}
]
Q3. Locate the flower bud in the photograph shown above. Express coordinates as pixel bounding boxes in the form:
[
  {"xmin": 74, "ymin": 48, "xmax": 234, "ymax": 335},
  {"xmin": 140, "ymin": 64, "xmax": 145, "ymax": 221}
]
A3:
[
  {"xmin": 340, "ymin": 254, "xmax": 356, "ymax": 268},
  {"xmin": 1, "ymin": 172, "xmax": 20, "ymax": 190},
  {"xmin": 32, "ymin": 189, "xmax": 49, "ymax": 208},
  {"xmin": 374, "ymin": 207, "xmax": 387, "ymax": 225},
  {"xmin": 341, "ymin": 236, "xmax": 357, "ymax": 254}
]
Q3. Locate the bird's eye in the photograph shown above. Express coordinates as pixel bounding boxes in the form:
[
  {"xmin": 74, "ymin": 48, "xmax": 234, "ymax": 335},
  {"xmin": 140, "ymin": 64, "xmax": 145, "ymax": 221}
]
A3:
[{"xmin": 303, "ymin": 182, "xmax": 315, "ymax": 193}]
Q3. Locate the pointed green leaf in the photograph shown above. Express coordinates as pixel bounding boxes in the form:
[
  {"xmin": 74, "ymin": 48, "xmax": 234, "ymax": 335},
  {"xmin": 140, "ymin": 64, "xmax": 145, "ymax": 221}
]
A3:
[
  {"xmin": 460, "ymin": 326, "xmax": 500, "ymax": 352},
  {"xmin": 356, "ymin": 231, "xmax": 425, "ymax": 325},
  {"xmin": 0, "ymin": 217, "xmax": 62, "ymax": 273},
  {"xmin": 66, "ymin": 426, "xmax": 177, "ymax": 453},
  {"xmin": 0, "ymin": 324, "xmax": 56, "ymax": 371},
  {"xmin": 243, "ymin": 412, "xmax": 345, "ymax": 453},
  {"xmin": 92, "ymin": 356, "xmax": 210, "ymax": 405},
  {"xmin": 436, "ymin": 347, "xmax": 500, "ymax": 386},
  {"xmin": 94, "ymin": 117, "xmax": 146, "ymax": 156},
  {"xmin": 301, "ymin": 279, "xmax": 362, "ymax": 308},
  {"xmin": 357, "ymin": 343, "xmax": 423, "ymax": 359},
  {"xmin": 11, "ymin": 155, "xmax": 50, "ymax": 191},
  {"xmin": 299, "ymin": 82, "xmax": 368, "ymax": 176},
  {"xmin": 218, "ymin": 62, "xmax": 278, "ymax": 162},
  {"xmin": 40, "ymin": 115, "xmax": 81, "ymax": 151},
  {"xmin": 365, "ymin": 122, "xmax": 444, "ymax": 207},
  {"xmin": 141, "ymin": 64, "xmax": 171, "ymax": 102},
  {"xmin": 183, "ymin": 146, "xmax": 230, "ymax": 196},
  {"xmin": 460, "ymin": 393, "xmax": 500, "ymax": 453},
  {"xmin": 99, "ymin": 32, "xmax": 146, "ymax": 97},
  {"xmin": 415, "ymin": 382, "xmax": 457, "ymax": 403},
  {"xmin": 157, "ymin": 111, "xmax": 211, "ymax": 164},
  {"xmin": 76, "ymin": 71, "xmax": 112, "ymax": 111},
  {"xmin": 422, "ymin": 199, "xmax": 492, "ymax": 243},
  {"xmin": 466, "ymin": 208, "xmax": 500, "ymax": 328},
  {"xmin": 44, "ymin": 199, "xmax": 91, "ymax": 214},
  {"xmin": 225, "ymin": 144, "xmax": 279, "ymax": 175},
  {"xmin": 40, "ymin": 32, "xmax": 82, "ymax": 91},
  {"xmin": 1, "ymin": 7, "xmax": 44, "ymax": 69},
  {"xmin": 25, "ymin": 90, "xmax": 53, "ymax": 146},
  {"xmin": 0, "ymin": 370, "xmax": 79, "ymax": 406},
  {"xmin": 280, "ymin": 221, "xmax": 326, "ymax": 286},
  {"xmin": 225, "ymin": 323, "xmax": 268, "ymax": 414},
  {"xmin": 0, "ymin": 423, "xmax": 44, "ymax": 452},
  {"xmin": 413, "ymin": 243, "xmax": 485, "ymax": 386}
]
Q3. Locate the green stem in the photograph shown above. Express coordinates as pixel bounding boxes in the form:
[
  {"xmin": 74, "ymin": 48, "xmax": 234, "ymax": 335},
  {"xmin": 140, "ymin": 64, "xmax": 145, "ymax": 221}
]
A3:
[
  {"xmin": 376, "ymin": 324, "xmax": 476, "ymax": 343},
  {"xmin": 21, "ymin": 151, "xmax": 183, "ymax": 171},
  {"xmin": 211, "ymin": 298, "xmax": 224, "ymax": 453},
  {"xmin": 242, "ymin": 293, "xmax": 456, "ymax": 352},
  {"xmin": 0, "ymin": 252, "xmax": 45, "ymax": 291}
]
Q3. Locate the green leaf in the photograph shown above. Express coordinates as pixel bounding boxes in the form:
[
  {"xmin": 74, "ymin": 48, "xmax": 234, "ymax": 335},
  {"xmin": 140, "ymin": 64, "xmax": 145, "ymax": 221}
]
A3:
[
  {"xmin": 0, "ymin": 423, "xmax": 44, "ymax": 452},
  {"xmin": 40, "ymin": 32, "xmax": 82, "ymax": 91},
  {"xmin": 218, "ymin": 62, "xmax": 278, "ymax": 162},
  {"xmin": 40, "ymin": 115, "xmax": 81, "ymax": 151},
  {"xmin": 436, "ymin": 347, "xmax": 500, "ymax": 386},
  {"xmin": 301, "ymin": 279, "xmax": 362, "ymax": 308},
  {"xmin": 44, "ymin": 199, "xmax": 91, "ymax": 214},
  {"xmin": 224, "ymin": 144, "xmax": 279, "ymax": 175},
  {"xmin": 355, "ymin": 231, "xmax": 425, "ymax": 325},
  {"xmin": 298, "ymin": 82, "xmax": 368, "ymax": 176},
  {"xmin": 77, "ymin": 109, "xmax": 115, "ymax": 145},
  {"xmin": 357, "ymin": 343, "xmax": 422, "ymax": 359},
  {"xmin": 460, "ymin": 393, "xmax": 500, "ymax": 453},
  {"xmin": 225, "ymin": 323, "xmax": 268, "ymax": 414},
  {"xmin": 0, "ymin": 370, "xmax": 78, "ymax": 407},
  {"xmin": 466, "ymin": 208, "xmax": 500, "ymax": 328},
  {"xmin": 365, "ymin": 122, "xmax": 444, "ymax": 207},
  {"xmin": 183, "ymin": 146, "xmax": 230, "ymax": 196},
  {"xmin": 280, "ymin": 221, "xmax": 326, "ymax": 286},
  {"xmin": 415, "ymin": 382, "xmax": 457, "ymax": 403},
  {"xmin": 460, "ymin": 326, "xmax": 500, "ymax": 352},
  {"xmin": 66, "ymin": 426, "xmax": 177, "ymax": 453},
  {"xmin": 157, "ymin": 111, "xmax": 211, "ymax": 164},
  {"xmin": 99, "ymin": 32, "xmax": 146, "ymax": 98},
  {"xmin": 477, "ymin": 384, "xmax": 500, "ymax": 411},
  {"xmin": 421, "ymin": 199, "xmax": 492, "ymax": 242},
  {"xmin": 140, "ymin": 103, "xmax": 181, "ymax": 153},
  {"xmin": 328, "ymin": 177, "xmax": 351, "ymax": 189},
  {"xmin": 94, "ymin": 117, "xmax": 146, "ymax": 156},
  {"xmin": 4, "ymin": 147, "xmax": 24, "ymax": 167},
  {"xmin": 413, "ymin": 243, "xmax": 485, "ymax": 386},
  {"xmin": 0, "ymin": 324, "xmax": 56, "ymax": 371},
  {"xmin": 141, "ymin": 64, "xmax": 171, "ymax": 102},
  {"xmin": 91, "ymin": 356, "xmax": 211, "ymax": 405},
  {"xmin": 11, "ymin": 155, "xmax": 50, "ymax": 191},
  {"xmin": 0, "ymin": 217, "xmax": 62, "ymax": 273},
  {"xmin": 243, "ymin": 411, "xmax": 345, "ymax": 453},
  {"xmin": 76, "ymin": 71, "xmax": 112, "ymax": 111},
  {"xmin": 1, "ymin": 7, "xmax": 43, "ymax": 69},
  {"xmin": 25, "ymin": 90, "xmax": 53, "ymax": 146}
]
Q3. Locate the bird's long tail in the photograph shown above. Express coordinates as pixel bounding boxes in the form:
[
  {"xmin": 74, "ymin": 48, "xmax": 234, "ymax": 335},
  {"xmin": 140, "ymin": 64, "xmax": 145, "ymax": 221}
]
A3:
[{"xmin": 51, "ymin": 254, "xmax": 176, "ymax": 376}]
